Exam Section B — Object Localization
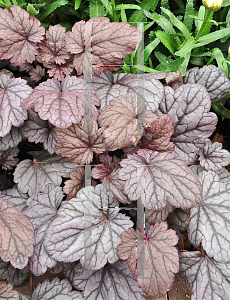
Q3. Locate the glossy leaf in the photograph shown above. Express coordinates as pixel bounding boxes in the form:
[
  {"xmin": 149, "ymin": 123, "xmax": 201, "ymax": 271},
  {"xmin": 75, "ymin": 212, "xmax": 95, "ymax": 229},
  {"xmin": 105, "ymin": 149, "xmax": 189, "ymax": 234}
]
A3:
[
  {"xmin": 0, "ymin": 6, "xmax": 45, "ymax": 65},
  {"xmin": 44, "ymin": 184, "xmax": 133, "ymax": 270},
  {"xmin": 117, "ymin": 222, "xmax": 179, "ymax": 298},
  {"xmin": 119, "ymin": 148, "xmax": 203, "ymax": 211},
  {"xmin": 0, "ymin": 74, "xmax": 33, "ymax": 137}
]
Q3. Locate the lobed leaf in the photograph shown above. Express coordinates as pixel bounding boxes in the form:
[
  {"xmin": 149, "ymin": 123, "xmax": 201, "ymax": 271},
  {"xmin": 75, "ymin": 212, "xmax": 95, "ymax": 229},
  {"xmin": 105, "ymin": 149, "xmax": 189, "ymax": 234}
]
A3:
[
  {"xmin": 63, "ymin": 167, "xmax": 85, "ymax": 201},
  {"xmin": 44, "ymin": 184, "xmax": 133, "ymax": 270},
  {"xmin": 0, "ymin": 5, "xmax": 45, "ymax": 66},
  {"xmin": 0, "ymin": 197, "xmax": 34, "ymax": 269},
  {"xmin": 0, "ymin": 127, "xmax": 22, "ymax": 151},
  {"xmin": 117, "ymin": 222, "xmax": 179, "ymax": 298},
  {"xmin": 119, "ymin": 148, "xmax": 203, "ymax": 211},
  {"xmin": 1, "ymin": 184, "xmax": 28, "ymax": 212},
  {"xmin": 0, "ymin": 282, "xmax": 19, "ymax": 300},
  {"xmin": 65, "ymin": 17, "xmax": 142, "ymax": 77},
  {"xmin": 0, "ymin": 259, "xmax": 29, "ymax": 286},
  {"xmin": 146, "ymin": 203, "xmax": 174, "ymax": 224},
  {"xmin": 0, "ymin": 74, "xmax": 33, "ymax": 137}
]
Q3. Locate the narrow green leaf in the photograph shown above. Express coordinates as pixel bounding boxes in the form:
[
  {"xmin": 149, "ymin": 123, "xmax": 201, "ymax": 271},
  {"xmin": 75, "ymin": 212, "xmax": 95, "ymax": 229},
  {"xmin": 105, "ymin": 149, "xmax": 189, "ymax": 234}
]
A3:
[
  {"xmin": 144, "ymin": 11, "xmax": 176, "ymax": 35},
  {"xmin": 175, "ymin": 37, "xmax": 195, "ymax": 56},
  {"xmin": 115, "ymin": 4, "xmax": 141, "ymax": 10},
  {"xmin": 155, "ymin": 31, "xmax": 178, "ymax": 54},
  {"xmin": 74, "ymin": 0, "xmax": 81, "ymax": 10},
  {"xmin": 184, "ymin": 0, "xmax": 194, "ymax": 32},
  {"xmin": 212, "ymin": 102, "xmax": 230, "ymax": 119},
  {"xmin": 213, "ymin": 48, "xmax": 229, "ymax": 77},
  {"xmin": 226, "ymin": 9, "xmax": 230, "ymax": 23},
  {"xmin": 175, "ymin": 0, "xmax": 184, "ymax": 10},
  {"xmin": 144, "ymin": 21, "xmax": 155, "ymax": 32},
  {"xmin": 136, "ymin": 64, "xmax": 164, "ymax": 73},
  {"xmin": 156, "ymin": 57, "xmax": 185, "ymax": 72},
  {"xmin": 194, "ymin": 27, "xmax": 230, "ymax": 48},
  {"xmin": 179, "ymin": 51, "xmax": 190, "ymax": 75},
  {"xmin": 196, "ymin": 5, "xmax": 205, "ymax": 31},
  {"xmin": 148, "ymin": 57, "xmax": 153, "ymax": 69},
  {"xmin": 121, "ymin": 9, "xmax": 127, "ymax": 22},
  {"xmin": 3, "ymin": 0, "xmax": 12, "ymax": 9},
  {"xmin": 39, "ymin": 0, "xmax": 69, "ymax": 20},
  {"xmin": 27, "ymin": 3, "xmax": 39, "ymax": 15},
  {"xmin": 32, "ymin": 3, "xmax": 46, "ymax": 8},
  {"xmin": 161, "ymin": 0, "xmax": 169, "ymax": 9},
  {"xmin": 90, "ymin": 0, "xmax": 104, "ymax": 18},
  {"xmin": 155, "ymin": 51, "xmax": 173, "ymax": 64},
  {"xmin": 140, "ymin": 38, "xmax": 160, "ymax": 61},
  {"xmin": 100, "ymin": 0, "xmax": 113, "ymax": 17},
  {"xmin": 161, "ymin": 7, "xmax": 191, "ymax": 40},
  {"xmin": 129, "ymin": 0, "xmax": 158, "ymax": 23}
]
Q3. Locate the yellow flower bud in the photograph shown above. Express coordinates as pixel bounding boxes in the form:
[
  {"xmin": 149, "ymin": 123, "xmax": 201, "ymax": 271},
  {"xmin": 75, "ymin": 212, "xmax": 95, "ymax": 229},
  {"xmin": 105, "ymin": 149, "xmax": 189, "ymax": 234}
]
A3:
[{"xmin": 204, "ymin": 0, "xmax": 223, "ymax": 11}]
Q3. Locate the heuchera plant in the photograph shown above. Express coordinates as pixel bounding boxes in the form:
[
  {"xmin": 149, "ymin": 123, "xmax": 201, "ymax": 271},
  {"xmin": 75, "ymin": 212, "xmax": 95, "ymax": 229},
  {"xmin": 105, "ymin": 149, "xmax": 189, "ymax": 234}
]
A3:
[{"xmin": 0, "ymin": 5, "xmax": 230, "ymax": 300}]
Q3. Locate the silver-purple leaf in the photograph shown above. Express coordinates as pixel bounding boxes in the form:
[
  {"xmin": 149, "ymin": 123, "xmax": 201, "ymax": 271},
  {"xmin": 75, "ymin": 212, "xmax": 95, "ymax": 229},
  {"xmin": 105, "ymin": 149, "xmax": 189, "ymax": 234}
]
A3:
[
  {"xmin": 1, "ymin": 184, "xmax": 28, "ymax": 212},
  {"xmin": 31, "ymin": 278, "xmax": 84, "ymax": 300},
  {"xmin": 188, "ymin": 170, "xmax": 230, "ymax": 263},
  {"xmin": 21, "ymin": 76, "xmax": 99, "ymax": 128},
  {"xmin": 179, "ymin": 251, "xmax": 230, "ymax": 300},
  {"xmin": 38, "ymin": 24, "xmax": 70, "ymax": 65},
  {"xmin": 72, "ymin": 260, "xmax": 145, "ymax": 300},
  {"xmin": 0, "ymin": 127, "xmax": 22, "ymax": 152},
  {"xmin": 217, "ymin": 168, "xmax": 230, "ymax": 183},
  {"xmin": 157, "ymin": 83, "xmax": 218, "ymax": 164},
  {"xmin": 198, "ymin": 140, "xmax": 230, "ymax": 171},
  {"xmin": 119, "ymin": 149, "xmax": 203, "ymax": 211},
  {"xmin": 0, "ymin": 282, "xmax": 19, "ymax": 300},
  {"xmin": 146, "ymin": 203, "xmax": 174, "ymax": 224},
  {"xmin": 23, "ymin": 184, "xmax": 64, "ymax": 276},
  {"xmin": 0, "ymin": 147, "xmax": 20, "ymax": 170},
  {"xmin": 91, "ymin": 72, "xmax": 164, "ymax": 113},
  {"xmin": 21, "ymin": 109, "xmax": 59, "ymax": 155},
  {"xmin": 65, "ymin": 17, "xmax": 142, "ymax": 78},
  {"xmin": 167, "ymin": 208, "xmax": 190, "ymax": 233},
  {"xmin": 0, "ymin": 259, "xmax": 29, "ymax": 286},
  {"xmin": 44, "ymin": 184, "xmax": 133, "ymax": 270},
  {"xmin": 183, "ymin": 65, "xmax": 230, "ymax": 102},
  {"xmin": 0, "ymin": 6, "xmax": 45, "ymax": 66},
  {"xmin": 13, "ymin": 150, "xmax": 77, "ymax": 196},
  {"xmin": 0, "ymin": 197, "xmax": 34, "ymax": 269},
  {"xmin": 0, "ymin": 74, "xmax": 33, "ymax": 137},
  {"xmin": 28, "ymin": 65, "xmax": 45, "ymax": 82},
  {"xmin": 19, "ymin": 294, "xmax": 30, "ymax": 300}
]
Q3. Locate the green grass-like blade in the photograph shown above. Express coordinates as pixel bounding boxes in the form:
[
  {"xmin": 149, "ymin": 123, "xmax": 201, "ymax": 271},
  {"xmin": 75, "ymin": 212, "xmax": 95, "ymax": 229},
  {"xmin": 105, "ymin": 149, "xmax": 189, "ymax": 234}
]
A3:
[
  {"xmin": 128, "ymin": 0, "xmax": 158, "ymax": 23},
  {"xmin": 184, "ymin": 0, "xmax": 194, "ymax": 32},
  {"xmin": 90, "ymin": 0, "xmax": 104, "ymax": 18},
  {"xmin": 39, "ymin": 0, "xmax": 69, "ymax": 21},
  {"xmin": 156, "ymin": 31, "xmax": 178, "ymax": 54}
]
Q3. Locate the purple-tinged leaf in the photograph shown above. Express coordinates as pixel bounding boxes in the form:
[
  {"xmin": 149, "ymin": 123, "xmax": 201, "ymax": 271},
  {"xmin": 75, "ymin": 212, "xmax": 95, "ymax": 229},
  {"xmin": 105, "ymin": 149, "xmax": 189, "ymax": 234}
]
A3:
[
  {"xmin": 48, "ymin": 262, "xmax": 75, "ymax": 274},
  {"xmin": 21, "ymin": 109, "xmax": 59, "ymax": 155},
  {"xmin": 0, "ymin": 69, "xmax": 14, "ymax": 77},
  {"xmin": 19, "ymin": 294, "xmax": 30, "ymax": 300},
  {"xmin": 146, "ymin": 203, "xmax": 174, "ymax": 224},
  {"xmin": 179, "ymin": 251, "xmax": 230, "ymax": 300},
  {"xmin": 0, "ymin": 147, "xmax": 19, "ymax": 170},
  {"xmin": 122, "ymin": 144, "xmax": 140, "ymax": 155},
  {"xmin": 157, "ymin": 84, "xmax": 218, "ymax": 164},
  {"xmin": 165, "ymin": 70, "xmax": 182, "ymax": 90},
  {"xmin": 198, "ymin": 140, "xmax": 230, "ymax": 171},
  {"xmin": 63, "ymin": 167, "xmax": 85, "ymax": 201},
  {"xmin": 167, "ymin": 208, "xmax": 190, "ymax": 233},
  {"xmin": 0, "ymin": 197, "xmax": 34, "ymax": 269},
  {"xmin": 44, "ymin": 184, "xmax": 133, "ymax": 270},
  {"xmin": 39, "ymin": 25, "xmax": 70, "ymax": 65},
  {"xmin": 119, "ymin": 149, "xmax": 203, "ymax": 211},
  {"xmin": 0, "ymin": 74, "xmax": 33, "ymax": 137},
  {"xmin": 31, "ymin": 278, "xmax": 84, "ymax": 300},
  {"xmin": 55, "ymin": 117, "xmax": 106, "ymax": 164},
  {"xmin": 217, "ymin": 168, "xmax": 230, "ymax": 183},
  {"xmin": 91, "ymin": 72, "xmax": 164, "ymax": 113},
  {"xmin": 117, "ymin": 222, "xmax": 179, "ymax": 298},
  {"xmin": 72, "ymin": 260, "xmax": 145, "ymax": 300},
  {"xmin": 183, "ymin": 65, "xmax": 230, "ymax": 102},
  {"xmin": 99, "ymin": 91, "xmax": 158, "ymax": 151},
  {"xmin": 139, "ymin": 114, "xmax": 175, "ymax": 153},
  {"xmin": 28, "ymin": 66, "xmax": 45, "ymax": 82},
  {"xmin": 23, "ymin": 184, "xmax": 64, "ymax": 276},
  {"xmin": 65, "ymin": 17, "xmax": 142, "ymax": 78},
  {"xmin": 1, "ymin": 184, "xmax": 28, "ymax": 212},
  {"xmin": 45, "ymin": 61, "xmax": 75, "ymax": 81},
  {"xmin": 21, "ymin": 76, "xmax": 99, "ymax": 128},
  {"xmin": 19, "ymin": 63, "xmax": 33, "ymax": 73},
  {"xmin": 13, "ymin": 150, "xmax": 77, "ymax": 196},
  {"xmin": 91, "ymin": 153, "xmax": 120, "ymax": 182},
  {"xmin": 188, "ymin": 170, "xmax": 230, "ymax": 263},
  {"xmin": 0, "ymin": 259, "xmax": 29, "ymax": 286},
  {"xmin": 0, "ymin": 6, "xmax": 45, "ymax": 66},
  {"xmin": 0, "ymin": 282, "xmax": 19, "ymax": 300},
  {"xmin": 0, "ymin": 127, "xmax": 22, "ymax": 152}
]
